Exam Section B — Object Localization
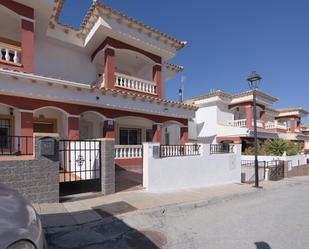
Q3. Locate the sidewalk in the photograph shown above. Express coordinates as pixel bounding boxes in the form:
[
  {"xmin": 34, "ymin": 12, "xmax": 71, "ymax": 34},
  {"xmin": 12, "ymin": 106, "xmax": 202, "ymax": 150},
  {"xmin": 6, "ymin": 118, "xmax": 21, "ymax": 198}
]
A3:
[{"xmin": 35, "ymin": 176, "xmax": 309, "ymax": 228}]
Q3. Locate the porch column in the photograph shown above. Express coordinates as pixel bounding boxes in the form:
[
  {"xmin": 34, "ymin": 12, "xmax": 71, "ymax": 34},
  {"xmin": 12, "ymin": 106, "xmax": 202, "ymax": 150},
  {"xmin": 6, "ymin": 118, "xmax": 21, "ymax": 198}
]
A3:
[
  {"xmin": 152, "ymin": 123, "xmax": 162, "ymax": 143},
  {"xmin": 68, "ymin": 116, "xmax": 79, "ymax": 140},
  {"xmin": 259, "ymin": 110, "xmax": 266, "ymax": 128},
  {"xmin": 289, "ymin": 118, "xmax": 296, "ymax": 132},
  {"xmin": 245, "ymin": 104, "xmax": 253, "ymax": 128},
  {"xmin": 20, "ymin": 111, "xmax": 33, "ymax": 155},
  {"xmin": 104, "ymin": 48, "xmax": 115, "ymax": 89},
  {"xmin": 180, "ymin": 126, "xmax": 189, "ymax": 144},
  {"xmin": 21, "ymin": 18, "xmax": 34, "ymax": 73},
  {"xmin": 153, "ymin": 65, "xmax": 162, "ymax": 98},
  {"xmin": 103, "ymin": 119, "xmax": 115, "ymax": 139}
]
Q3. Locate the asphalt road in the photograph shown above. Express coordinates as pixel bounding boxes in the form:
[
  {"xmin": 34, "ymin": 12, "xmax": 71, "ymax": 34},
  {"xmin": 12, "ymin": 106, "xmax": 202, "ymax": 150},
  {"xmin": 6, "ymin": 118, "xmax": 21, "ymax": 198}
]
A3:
[{"xmin": 47, "ymin": 178, "xmax": 309, "ymax": 249}]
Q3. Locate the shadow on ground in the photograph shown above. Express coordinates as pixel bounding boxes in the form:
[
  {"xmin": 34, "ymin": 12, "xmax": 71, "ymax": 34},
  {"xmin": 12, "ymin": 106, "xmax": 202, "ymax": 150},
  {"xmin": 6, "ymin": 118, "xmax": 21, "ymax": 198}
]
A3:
[
  {"xmin": 115, "ymin": 168, "xmax": 143, "ymax": 192},
  {"xmin": 43, "ymin": 209, "xmax": 166, "ymax": 249},
  {"xmin": 255, "ymin": 241, "xmax": 272, "ymax": 249}
]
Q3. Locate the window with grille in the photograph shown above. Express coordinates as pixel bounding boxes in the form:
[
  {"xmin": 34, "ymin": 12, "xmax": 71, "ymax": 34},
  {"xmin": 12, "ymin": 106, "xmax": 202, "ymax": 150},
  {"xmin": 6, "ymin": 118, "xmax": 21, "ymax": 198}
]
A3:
[{"xmin": 0, "ymin": 118, "xmax": 12, "ymax": 148}]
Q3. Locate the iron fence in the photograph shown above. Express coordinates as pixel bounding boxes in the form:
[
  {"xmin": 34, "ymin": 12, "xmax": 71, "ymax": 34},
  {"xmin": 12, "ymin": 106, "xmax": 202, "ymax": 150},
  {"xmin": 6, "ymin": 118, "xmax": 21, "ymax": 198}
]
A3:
[
  {"xmin": 0, "ymin": 135, "xmax": 33, "ymax": 155},
  {"xmin": 210, "ymin": 144, "xmax": 234, "ymax": 154}
]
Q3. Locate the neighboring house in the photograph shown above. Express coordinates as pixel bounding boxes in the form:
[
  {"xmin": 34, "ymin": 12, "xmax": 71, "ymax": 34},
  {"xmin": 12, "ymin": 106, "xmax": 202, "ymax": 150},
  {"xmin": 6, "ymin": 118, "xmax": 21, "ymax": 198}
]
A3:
[
  {"xmin": 185, "ymin": 90, "xmax": 309, "ymax": 152},
  {"xmin": 0, "ymin": 0, "xmax": 196, "ymax": 155}
]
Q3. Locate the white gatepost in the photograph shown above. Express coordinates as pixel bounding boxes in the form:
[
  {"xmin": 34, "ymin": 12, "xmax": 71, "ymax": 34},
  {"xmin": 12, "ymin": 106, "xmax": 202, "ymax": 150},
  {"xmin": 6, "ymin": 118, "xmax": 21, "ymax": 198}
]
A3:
[{"xmin": 143, "ymin": 142, "xmax": 160, "ymax": 189}]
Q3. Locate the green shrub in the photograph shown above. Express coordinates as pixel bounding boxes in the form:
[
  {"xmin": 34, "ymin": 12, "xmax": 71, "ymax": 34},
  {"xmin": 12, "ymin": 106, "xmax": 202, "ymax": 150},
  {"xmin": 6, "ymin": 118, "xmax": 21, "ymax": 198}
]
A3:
[{"xmin": 243, "ymin": 139, "xmax": 303, "ymax": 156}]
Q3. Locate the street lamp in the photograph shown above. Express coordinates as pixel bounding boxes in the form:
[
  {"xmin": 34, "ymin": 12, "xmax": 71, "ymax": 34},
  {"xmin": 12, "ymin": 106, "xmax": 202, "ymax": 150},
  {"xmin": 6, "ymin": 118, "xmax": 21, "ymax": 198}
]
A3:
[{"xmin": 247, "ymin": 71, "xmax": 262, "ymax": 188}]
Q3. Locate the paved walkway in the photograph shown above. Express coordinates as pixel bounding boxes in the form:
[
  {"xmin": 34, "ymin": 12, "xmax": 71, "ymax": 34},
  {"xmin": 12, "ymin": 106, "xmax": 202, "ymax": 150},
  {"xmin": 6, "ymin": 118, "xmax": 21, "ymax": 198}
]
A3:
[{"xmin": 35, "ymin": 177, "xmax": 309, "ymax": 228}]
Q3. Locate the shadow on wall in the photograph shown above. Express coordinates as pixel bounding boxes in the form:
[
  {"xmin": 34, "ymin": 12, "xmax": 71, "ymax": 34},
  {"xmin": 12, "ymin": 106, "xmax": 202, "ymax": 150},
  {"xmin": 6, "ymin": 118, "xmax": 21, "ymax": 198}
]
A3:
[
  {"xmin": 255, "ymin": 241, "xmax": 272, "ymax": 249},
  {"xmin": 43, "ymin": 208, "xmax": 165, "ymax": 249}
]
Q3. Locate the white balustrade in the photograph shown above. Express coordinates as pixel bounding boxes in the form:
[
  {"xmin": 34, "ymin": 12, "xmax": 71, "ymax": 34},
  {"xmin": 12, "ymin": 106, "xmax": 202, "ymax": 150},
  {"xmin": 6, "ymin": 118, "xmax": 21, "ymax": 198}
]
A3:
[
  {"xmin": 0, "ymin": 42, "xmax": 21, "ymax": 65},
  {"xmin": 115, "ymin": 72, "xmax": 157, "ymax": 95},
  {"xmin": 115, "ymin": 145, "xmax": 143, "ymax": 159},
  {"xmin": 265, "ymin": 121, "xmax": 288, "ymax": 130},
  {"xmin": 227, "ymin": 119, "xmax": 247, "ymax": 127},
  {"xmin": 256, "ymin": 120, "xmax": 264, "ymax": 128},
  {"xmin": 160, "ymin": 144, "xmax": 201, "ymax": 157}
]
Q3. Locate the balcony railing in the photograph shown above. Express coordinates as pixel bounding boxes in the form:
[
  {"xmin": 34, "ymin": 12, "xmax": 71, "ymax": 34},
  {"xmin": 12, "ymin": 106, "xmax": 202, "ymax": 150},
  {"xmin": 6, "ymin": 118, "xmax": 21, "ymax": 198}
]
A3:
[
  {"xmin": 227, "ymin": 119, "xmax": 247, "ymax": 127},
  {"xmin": 160, "ymin": 144, "xmax": 201, "ymax": 157},
  {"xmin": 228, "ymin": 119, "xmax": 247, "ymax": 127},
  {"xmin": 210, "ymin": 144, "xmax": 234, "ymax": 154},
  {"xmin": 0, "ymin": 136, "xmax": 33, "ymax": 156},
  {"xmin": 227, "ymin": 119, "xmax": 264, "ymax": 128},
  {"xmin": 115, "ymin": 72, "xmax": 157, "ymax": 95},
  {"xmin": 265, "ymin": 121, "xmax": 288, "ymax": 130},
  {"xmin": 115, "ymin": 145, "xmax": 143, "ymax": 159},
  {"xmin": 0, "ymin": 42, "xmax": 21, "ymax": 66}
]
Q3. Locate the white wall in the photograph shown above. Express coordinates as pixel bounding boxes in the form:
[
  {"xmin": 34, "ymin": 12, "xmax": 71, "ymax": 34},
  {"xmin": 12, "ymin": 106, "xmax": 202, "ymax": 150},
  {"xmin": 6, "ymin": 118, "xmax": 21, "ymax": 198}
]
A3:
[
  {"xmin": 34, "ymin": 38, "xmax": 97, "ymax": 83},
  {"xmin": 217, "ymin": 103, "xmax": 234, "ymax": 125},
  {"xmin": 195, "ymin": 104, "xmax": 218, "ymax": 144},
  {"xmin": 79, "ymin": 112, "xmax": 104, "ymax": 139},
  {"xmin": 143, "ymin": 143, "xmax": 242, "ymax": 191}
]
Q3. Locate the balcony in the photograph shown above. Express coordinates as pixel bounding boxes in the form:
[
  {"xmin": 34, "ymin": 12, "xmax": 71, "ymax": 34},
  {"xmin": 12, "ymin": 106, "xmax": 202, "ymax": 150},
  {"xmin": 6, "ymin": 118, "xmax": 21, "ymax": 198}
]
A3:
[
  {"xmin": 115, "ymin": 145, "xmax": 143, "ymax": 159},
  {"xmin": 115, "ymin": 72, "xmax": 157, "ymax": 95},
  {"xmin": 264, "ymin": 121, "xmax": 288, "ymax": 130},
  {"xmin": 227, "ymin": 119, "xmax": 247, "ymax": 127},
  {"xmin": 0, "ymin": 41, "xmax": 21, "ymax": 66},
  {"xmin": 227, "ymin": 119, "xmax": 264, "ymax": 128}
]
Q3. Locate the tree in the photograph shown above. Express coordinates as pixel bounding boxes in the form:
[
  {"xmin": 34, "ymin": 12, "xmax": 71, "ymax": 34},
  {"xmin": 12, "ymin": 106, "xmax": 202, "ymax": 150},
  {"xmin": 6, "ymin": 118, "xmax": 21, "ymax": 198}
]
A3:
[{"xmin": 262, "ymin": 139, "xmax": 287, "ymax": 156}]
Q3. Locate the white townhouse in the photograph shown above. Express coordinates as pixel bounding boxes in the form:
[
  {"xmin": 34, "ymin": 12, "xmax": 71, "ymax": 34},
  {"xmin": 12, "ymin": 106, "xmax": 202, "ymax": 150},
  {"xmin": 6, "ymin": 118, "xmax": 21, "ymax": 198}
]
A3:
[
  {"xmin": 0, "ymin": 0, "xmax": 196, "ymax": 164},
  {"xmin": 186, "ymin": 90, "xmax": 309, "ymax": 152}
]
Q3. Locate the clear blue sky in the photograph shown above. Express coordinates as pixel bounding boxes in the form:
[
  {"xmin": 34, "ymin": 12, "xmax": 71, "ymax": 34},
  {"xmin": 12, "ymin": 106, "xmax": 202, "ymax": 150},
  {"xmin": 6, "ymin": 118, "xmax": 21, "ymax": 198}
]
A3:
[{"xmin": 60, "ymin": 0, "xmax": 309, "ymax": 122}]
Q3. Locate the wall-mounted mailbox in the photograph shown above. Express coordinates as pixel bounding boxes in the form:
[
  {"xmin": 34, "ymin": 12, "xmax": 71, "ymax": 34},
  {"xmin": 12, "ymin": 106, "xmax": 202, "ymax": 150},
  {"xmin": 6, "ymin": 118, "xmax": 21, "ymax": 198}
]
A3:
[{"xmin": 39, "ymin": 137, "xmax": 56, "ymax": 156}]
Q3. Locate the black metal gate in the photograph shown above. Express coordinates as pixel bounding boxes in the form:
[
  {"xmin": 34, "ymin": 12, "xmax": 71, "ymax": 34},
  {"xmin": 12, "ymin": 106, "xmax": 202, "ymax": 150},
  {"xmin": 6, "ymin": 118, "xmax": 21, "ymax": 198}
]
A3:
[
  {"xmin": 268, "ymin": 160, "xmax": 284, "ymax": 180},
  {"xmin": 59, "ymin": 140, "xmax": 101, "ymax": 196}
]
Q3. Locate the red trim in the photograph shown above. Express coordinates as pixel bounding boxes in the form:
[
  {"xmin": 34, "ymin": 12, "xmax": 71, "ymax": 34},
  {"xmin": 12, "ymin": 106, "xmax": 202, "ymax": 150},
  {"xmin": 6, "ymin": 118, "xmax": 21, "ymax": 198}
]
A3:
[
  {"xmin": 0, "ymin": 0, "xmax": 34, "ymax": 19},
  {"xmin": 216, "ymin": 136, "xmax": 242, "ymax": 144},
  {"xmin": 68, "ymin": 117, "xmax": 79, "ymax": 140},
  {"xmin": 21, "ymin": 19, "xmax": 34, "ymax": 73},
  {"xmin": 20, "ymin": 112, "xmax": 33, "ymax": 154},
  {"xmin": 104, "ymin": 48, "xmax": 115, "ymax": 89},
  {"xmin": 228, "ymin": 101, "xmax": 265, "ymax": 110},
  {"xmin": 0, "ymin": 94, "xmax": 188, "ymax": 125},
  {"xmin": 153, "ymin": 65, "xmax": 162, "ymax": 98},
  {"xmin": 152, "ymin": 124, "xmax": 161, "ymax": 142},
  {"xmin": 180, "ymin": 126, "xmax": 188, "ymax": 144},
  {"xmin": 91, "ymin": 37, "xmax": 161, "ymax": 64},
  {"xmin": 245, "ymin": 105, "xmax": 253, "ymax": 128},
  {"xmin": 103, "ymin": 120, "xmax": 115, "ymax": 139},
  {"xmin": 275, "ymin": 115, "xmax": 300, "ymax": 120}
]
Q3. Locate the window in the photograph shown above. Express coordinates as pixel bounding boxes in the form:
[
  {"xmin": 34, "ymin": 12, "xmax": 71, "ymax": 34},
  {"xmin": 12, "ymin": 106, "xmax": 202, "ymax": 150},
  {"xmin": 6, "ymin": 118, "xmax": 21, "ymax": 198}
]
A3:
[
  {"xmin": 33, "ymin": 118, "xmax": 57, "ymax": 133},
  {"xmin": 119, "ymin": 128, "xmax": 142, "ymax": 145},
  {"xmin": 0, "ymin": 118, "xmax": 12, "ymax": 148},
  {"xmin": 146, "ymin": 129, "xmax": 153, "ymax": 142}
]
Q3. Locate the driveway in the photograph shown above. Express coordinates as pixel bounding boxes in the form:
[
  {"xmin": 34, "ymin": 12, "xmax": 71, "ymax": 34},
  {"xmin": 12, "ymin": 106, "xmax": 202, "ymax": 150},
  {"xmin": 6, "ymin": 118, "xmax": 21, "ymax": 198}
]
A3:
[{"xmin": 45, "ymin": 177, "xmax": 309, "ymax": 249}]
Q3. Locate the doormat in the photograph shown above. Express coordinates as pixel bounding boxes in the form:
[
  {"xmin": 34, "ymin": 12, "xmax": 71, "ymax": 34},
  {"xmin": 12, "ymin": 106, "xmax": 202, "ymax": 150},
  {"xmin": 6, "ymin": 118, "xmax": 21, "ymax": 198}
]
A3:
[{"xmin": 92, "ymin": 201, "xmax": 137, "ymax": 218}]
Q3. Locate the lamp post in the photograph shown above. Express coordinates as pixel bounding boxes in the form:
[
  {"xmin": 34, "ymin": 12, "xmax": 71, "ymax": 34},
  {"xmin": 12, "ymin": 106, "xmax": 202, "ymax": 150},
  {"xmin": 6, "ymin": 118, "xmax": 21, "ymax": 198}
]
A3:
[{"xmin": 247, "ymin": 71, "xmax": 262, "ymax": 188}]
